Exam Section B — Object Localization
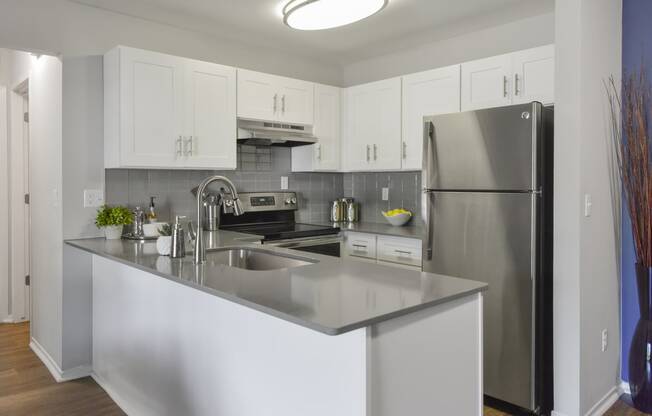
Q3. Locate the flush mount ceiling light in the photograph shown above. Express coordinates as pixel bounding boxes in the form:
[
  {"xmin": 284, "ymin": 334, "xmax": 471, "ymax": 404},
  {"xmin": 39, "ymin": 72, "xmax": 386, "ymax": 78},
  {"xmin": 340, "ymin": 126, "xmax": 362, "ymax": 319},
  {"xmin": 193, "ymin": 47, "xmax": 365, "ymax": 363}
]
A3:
[{"xmin": 282, "ymin": 0, "xmax": 388, "ymax": 31}]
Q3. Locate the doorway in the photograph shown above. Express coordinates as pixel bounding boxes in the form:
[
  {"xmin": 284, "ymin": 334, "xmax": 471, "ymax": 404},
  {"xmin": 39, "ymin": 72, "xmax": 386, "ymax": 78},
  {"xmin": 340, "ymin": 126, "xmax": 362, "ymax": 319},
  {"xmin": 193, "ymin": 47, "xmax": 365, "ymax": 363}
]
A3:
[{"xmin": 10, "ymin": 78, "xmax": 30, "ymax": 322}]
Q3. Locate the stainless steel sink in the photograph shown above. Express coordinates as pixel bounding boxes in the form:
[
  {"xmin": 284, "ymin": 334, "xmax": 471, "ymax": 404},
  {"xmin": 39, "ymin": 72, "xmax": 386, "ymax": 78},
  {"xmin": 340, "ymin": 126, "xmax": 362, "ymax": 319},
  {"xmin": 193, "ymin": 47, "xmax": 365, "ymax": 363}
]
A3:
[{"xmin": 205, "ymin": 248, "xmax": 317, "ymax": 271}]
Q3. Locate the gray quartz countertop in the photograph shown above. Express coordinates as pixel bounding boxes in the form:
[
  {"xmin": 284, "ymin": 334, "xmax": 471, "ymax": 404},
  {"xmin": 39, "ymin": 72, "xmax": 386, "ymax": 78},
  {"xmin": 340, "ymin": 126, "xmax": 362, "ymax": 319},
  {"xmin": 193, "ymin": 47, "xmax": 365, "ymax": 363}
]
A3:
[
  {"xmin": 314, "ymin": 221, "xmax": 425, "ymax": 240},
  {"xmin": 65, "ymin": 231, "xmax": 485, "ymax": 336}
]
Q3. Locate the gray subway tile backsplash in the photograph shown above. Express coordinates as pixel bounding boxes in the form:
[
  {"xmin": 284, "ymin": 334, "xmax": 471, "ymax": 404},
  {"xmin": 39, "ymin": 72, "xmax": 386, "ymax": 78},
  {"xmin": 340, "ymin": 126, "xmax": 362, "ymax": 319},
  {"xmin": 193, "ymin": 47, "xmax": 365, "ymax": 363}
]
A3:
[{"xmin": 104, "ymin": 146, "xmax": 420, "ymax": 226}]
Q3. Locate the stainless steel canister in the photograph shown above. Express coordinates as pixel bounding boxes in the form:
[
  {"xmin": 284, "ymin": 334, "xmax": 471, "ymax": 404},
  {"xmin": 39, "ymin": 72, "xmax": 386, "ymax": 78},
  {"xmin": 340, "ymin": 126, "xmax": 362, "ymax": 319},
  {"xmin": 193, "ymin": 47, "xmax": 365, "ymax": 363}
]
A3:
[
  {"xmin": 330, "ymin": 199, "xmax": 346, "ymax": 222},
  {"xmin": 346, "ymin": 201, "xmax": 359, "ymax": 223}
]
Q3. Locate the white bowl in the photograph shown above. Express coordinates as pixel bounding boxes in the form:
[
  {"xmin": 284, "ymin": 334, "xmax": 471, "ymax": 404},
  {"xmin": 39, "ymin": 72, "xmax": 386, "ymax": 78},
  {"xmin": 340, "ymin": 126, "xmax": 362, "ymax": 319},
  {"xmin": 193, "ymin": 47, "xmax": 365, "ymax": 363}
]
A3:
[
  {"xmin": 382, "ymin": 211, "xmax": 412, "ymax": 226},
  {"xmin": 143, "ymin": 222, "xmax": 165, "ymax": 237}
]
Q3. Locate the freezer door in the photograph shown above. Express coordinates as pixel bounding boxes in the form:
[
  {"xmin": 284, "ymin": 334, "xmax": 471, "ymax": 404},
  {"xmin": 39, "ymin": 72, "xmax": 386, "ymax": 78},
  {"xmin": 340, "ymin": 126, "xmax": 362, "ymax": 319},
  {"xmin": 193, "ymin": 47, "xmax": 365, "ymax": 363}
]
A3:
[
  {"xmin": 422, "ymin": 191, "xmax": 535, "ymax": 410},
  {"xmin": 422, "ymin": 103, "xmax": 541, "ymax": 191}
]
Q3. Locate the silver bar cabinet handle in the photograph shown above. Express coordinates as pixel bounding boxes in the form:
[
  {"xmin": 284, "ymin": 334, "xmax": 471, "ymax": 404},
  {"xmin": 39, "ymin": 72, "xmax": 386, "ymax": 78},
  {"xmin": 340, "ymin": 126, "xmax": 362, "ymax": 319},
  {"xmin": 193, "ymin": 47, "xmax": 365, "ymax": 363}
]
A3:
[
  {"xmin": 176, "ymin": 135, "xmax": 183, "ymax": 157},
  {"xmin": 282, "ymin": 94, "xmax": 286, "ymax": 113},
  {"xmin": 273, "ymin": 94, "xmax": 278, "ymax": 113},
  {"xmin": 373, "ymin": 144, "xmax": 378, "ymax": 161},
  {"xmin": 514, "ymin": 74, "xmax": 520, "ymax": 96},
  {"xmin": 503, "ymin": 75, "xmax": 508, "ymax": 97},
  {"xmin": 402, "ymin": 142, "xmax": 407, "ymax": 159},
  {"xmin": 366, "ymin": 145, "xmax": 371, "ymax": 162}
]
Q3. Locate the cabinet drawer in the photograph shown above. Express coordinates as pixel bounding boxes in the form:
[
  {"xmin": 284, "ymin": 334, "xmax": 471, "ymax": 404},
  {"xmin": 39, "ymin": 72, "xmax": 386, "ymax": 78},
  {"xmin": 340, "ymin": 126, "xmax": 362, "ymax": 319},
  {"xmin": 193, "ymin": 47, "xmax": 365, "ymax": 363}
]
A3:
[
  {"xmin": 344, "ymin": 232, "xmax": 377, "ymax": 259},
  {"xmin": 376, "ymin": 236, "xmax": 422, "ymax": 267}
]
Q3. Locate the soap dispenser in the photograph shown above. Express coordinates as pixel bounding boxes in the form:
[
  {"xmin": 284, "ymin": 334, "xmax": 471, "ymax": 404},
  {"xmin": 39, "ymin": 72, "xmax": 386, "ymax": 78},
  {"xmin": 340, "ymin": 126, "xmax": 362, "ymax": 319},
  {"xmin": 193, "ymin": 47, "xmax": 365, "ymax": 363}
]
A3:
[
  {"xmin": 147, "ymin": 196, "xmax": 158, "ymax": 223},
  {"xmin": 171, "ymin": 215, "xmax": 186, "ymax": 259}
]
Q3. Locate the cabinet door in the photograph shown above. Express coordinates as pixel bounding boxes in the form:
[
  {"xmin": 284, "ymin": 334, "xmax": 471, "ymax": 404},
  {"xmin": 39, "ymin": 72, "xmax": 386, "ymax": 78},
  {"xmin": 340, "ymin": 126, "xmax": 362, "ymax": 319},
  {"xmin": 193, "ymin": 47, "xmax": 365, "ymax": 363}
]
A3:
[
  {"xmin": 237, "ymin": 69, "xmax": 278, "ymax": 121},
  {"xmin": 120, "ymin": 47, "xmax": 184, "ymax": 167},
  {"xmin": 511, "ymin": 45, "xmax": 555, "ymax": 105},
  {"xmin": 344, "ymin": 78, "xmax": 401, "ymax": 171},
  {"xmin": 183, "ymin": 60, "xmax": 237, "ymax": 169},
  {"xmin": 313, "ymin": 84, "xmax": 340, "ymax": 170},
  {"xmin": 401, "ymin": 65, "xmax": 460, "ymax": 170},
  {"xmin": 461, "ymin": 54, "xmax": 512, "ymax": 111},
  {"xmin": 278, "ymin": 77, "xmax": 314, "ymax": 125},
  {"xmin": 343, "ymin": 86, "xmax": 373, "ymax": 171},
  {"xmin": 370, "ymin": 78, "xmax": 402, "ymax": 171}
]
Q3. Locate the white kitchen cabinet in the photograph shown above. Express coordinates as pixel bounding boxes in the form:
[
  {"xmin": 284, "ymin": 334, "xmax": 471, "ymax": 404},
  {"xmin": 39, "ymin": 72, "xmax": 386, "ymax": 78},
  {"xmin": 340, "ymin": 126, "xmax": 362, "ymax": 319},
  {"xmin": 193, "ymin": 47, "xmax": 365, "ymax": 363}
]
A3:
[
  {"xmin": 343, "ymin": 78, "xmax": 402, "ymax": 171},
  {"xmin": 104, "ymin": 46, "xmax": 237, "ymax": 169},
  {"xmin": 343, "ymin": 232, "xmax": 423, "ymax": 270},
  {"xmin": 401, "ymin": 65, "xmax": 461, "ymax": 170},
  {"xmin": 461, "ymin": 45, "xmax": 555, "ymax": 111},
  {"xmin": 237, "ymin": 69, "xmax": 314, "ymax": 125},
  {"xmin": 461, "ymin": 54, "xmax": 512, "ymax": 111},
  {"xmin": 291, "ymin": 84, "xmax": 340, "ymax": 172},
  {"xmin": 183, "ymin": 60, "xmax": 237, "ymax": 169},
  {"xmin": 511, "ymin": 45, "xmax": 555, "ymax": 105}
]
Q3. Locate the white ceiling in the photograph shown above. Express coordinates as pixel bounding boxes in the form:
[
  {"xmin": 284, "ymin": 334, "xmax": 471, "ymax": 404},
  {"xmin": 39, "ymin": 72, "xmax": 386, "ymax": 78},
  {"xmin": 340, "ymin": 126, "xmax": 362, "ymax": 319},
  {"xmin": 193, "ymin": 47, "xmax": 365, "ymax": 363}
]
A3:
[{"xmin": 71, "ymin": 0, "xmax": 554, "ymax": 65}]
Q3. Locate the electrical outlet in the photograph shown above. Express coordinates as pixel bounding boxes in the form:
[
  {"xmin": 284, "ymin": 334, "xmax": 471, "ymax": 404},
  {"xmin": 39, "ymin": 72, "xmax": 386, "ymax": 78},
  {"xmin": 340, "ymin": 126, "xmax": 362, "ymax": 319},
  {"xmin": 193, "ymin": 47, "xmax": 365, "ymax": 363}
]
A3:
[
  {"xmin": 280, "ymin": 176, "xmax": 289, "ymax": 190},
  {"xmin": 584, "ymin": 194, "xmax": 592, "ymax": 217},
  {"xmin": 382, "ymin": 187, "xmax": 389, "ymax": 201},
  {"xmin": 601, "ymin": 329, "xmax": 608, "ymax": 352},
  {"xmin": 84, "ymin": 189, "xmax": 104, "ymax": 208}
]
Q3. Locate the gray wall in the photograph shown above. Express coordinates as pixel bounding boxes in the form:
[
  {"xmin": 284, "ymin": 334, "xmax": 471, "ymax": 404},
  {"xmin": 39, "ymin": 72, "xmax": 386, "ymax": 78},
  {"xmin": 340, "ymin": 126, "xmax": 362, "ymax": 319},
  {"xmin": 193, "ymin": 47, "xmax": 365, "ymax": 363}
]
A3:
[
  {"xmin": 343, "ymin": 172, "xmax": 421, "ymax": 224},
  {"xmin": 105, "ymin": 148, "xmax": 422, "ymax": 226},
  {"xmin": 105, "ymin": 147, "xmax": 343, "ymax": 225}
]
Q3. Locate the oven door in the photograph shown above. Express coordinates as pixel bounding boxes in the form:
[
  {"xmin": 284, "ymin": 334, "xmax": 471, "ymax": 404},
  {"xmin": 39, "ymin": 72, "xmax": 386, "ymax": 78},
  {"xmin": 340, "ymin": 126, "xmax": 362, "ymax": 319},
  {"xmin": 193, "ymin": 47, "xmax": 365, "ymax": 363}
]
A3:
[{"xmin": 263, "ymin": 235, "xmax": 342, "ymax": 257}]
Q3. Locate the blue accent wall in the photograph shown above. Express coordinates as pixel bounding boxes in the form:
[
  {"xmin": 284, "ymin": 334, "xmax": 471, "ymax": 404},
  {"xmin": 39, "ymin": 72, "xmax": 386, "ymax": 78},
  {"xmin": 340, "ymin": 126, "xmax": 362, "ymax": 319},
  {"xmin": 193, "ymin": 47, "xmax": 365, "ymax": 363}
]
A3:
[{"xmin": 621, "ymin": 0, "xmax": 652, "ymax": 382}]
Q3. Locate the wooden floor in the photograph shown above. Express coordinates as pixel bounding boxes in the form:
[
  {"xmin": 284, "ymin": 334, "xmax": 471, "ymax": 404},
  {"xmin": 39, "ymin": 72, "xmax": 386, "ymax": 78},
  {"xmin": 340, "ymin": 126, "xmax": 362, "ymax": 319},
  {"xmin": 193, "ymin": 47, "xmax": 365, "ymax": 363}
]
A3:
[
  {"xmin": 0, "ymin": 322, "xmax": 124, "ymax": 416},
  {"xmin": 0, "ymin": 322, "xmax": 648, "ymax": 415}
]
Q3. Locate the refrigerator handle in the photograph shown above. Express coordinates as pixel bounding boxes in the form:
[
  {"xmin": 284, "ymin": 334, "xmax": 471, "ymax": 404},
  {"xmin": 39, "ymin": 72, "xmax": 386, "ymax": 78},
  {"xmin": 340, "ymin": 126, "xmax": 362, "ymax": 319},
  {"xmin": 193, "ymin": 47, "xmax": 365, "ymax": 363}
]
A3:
[
  {"xmin": 422, "ymin": 190, "xmax": 434, "ymax": 261},
  {"xmin": 422, "ymin": 120, "xmax": 434, "ymax": 191}
]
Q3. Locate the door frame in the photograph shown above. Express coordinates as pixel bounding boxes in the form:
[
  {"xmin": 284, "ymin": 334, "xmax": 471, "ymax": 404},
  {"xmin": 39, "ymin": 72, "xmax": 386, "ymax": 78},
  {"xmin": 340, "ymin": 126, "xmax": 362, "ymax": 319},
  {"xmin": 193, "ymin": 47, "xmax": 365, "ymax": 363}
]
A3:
[{"xmin": 9, "ymin": 78, "xmax": 30, "ymax": 322}]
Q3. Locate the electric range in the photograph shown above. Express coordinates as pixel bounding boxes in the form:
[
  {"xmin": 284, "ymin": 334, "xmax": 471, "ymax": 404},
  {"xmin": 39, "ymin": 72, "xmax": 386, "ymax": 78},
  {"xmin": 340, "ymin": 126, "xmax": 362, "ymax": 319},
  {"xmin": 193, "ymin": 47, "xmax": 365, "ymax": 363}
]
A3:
[{"xmin": 220, "ymin": 192, "xmax": 341, "ymax": 257}]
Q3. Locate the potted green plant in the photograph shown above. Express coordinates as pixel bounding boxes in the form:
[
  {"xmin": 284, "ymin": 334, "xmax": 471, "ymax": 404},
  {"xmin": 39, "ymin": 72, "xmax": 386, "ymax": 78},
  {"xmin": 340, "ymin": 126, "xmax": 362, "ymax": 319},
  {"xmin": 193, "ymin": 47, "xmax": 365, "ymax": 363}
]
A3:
[{"xmin": 95, "ymin": 205, "xmax": 133, "ymax": 240}]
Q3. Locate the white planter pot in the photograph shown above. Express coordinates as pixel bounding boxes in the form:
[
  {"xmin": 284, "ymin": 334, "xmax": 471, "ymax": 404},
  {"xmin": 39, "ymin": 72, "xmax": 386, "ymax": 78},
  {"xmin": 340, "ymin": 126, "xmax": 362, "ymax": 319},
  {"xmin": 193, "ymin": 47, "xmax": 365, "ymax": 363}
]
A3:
[
  {"xmin": 104, "ymin": 225, "xmax": 124, "ymax": 240},
  {"xmin": 156, "ymin": 236, "xmax": 172, "ymax": 256}
]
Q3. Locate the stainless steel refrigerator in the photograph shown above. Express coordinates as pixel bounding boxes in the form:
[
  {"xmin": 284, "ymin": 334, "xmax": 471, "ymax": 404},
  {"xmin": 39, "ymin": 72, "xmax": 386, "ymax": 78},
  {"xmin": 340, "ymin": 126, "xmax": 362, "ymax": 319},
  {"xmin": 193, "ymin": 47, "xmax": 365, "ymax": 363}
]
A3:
[{"xmin": 421, "ymin": 102, "xmax": 553, "ymax": 415}]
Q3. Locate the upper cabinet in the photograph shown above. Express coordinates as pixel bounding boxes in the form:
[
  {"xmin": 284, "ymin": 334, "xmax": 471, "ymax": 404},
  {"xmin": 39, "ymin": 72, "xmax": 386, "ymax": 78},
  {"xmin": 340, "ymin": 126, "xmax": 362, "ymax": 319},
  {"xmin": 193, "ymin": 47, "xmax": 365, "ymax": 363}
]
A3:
[
  {"xmin": 511, "ymin": 45, "xmax": 555, "ymax": 105},
  {"xmin": 343, "ymin": 78, "xmax": 402, "ymax": 171},
  {"xmin": 461, "ymin": 45, "xmax": 555, "ymax": 111},
  {"xmin": 401, "ymin": 65, "xmax": 461, "ymax": 171},
  {"xmin": 237, "ymin": 69, "xmax": 314, "ymax": 125},
  {"xmin": 104, "ymin": 46, "xmax": 237, "ymax": 169},
  {"xmin": 291, "ymin": 84, "xmax": 341, "ymax": 172}
]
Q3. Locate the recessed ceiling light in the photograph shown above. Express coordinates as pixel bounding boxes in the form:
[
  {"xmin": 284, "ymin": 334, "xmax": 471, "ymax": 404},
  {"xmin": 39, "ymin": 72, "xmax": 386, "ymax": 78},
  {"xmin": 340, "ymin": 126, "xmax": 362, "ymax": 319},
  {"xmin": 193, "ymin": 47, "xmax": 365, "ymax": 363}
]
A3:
[{"xmin": 282, "ymin": 0, "xmax": 388, "ymax": 31}]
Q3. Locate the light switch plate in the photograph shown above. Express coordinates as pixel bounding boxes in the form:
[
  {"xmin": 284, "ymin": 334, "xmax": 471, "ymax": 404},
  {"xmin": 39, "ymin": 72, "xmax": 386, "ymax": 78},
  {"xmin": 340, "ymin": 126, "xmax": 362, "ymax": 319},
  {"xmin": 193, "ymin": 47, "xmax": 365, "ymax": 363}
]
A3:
[
  {"xmin": 84, "ymin": 189, "xmax": 104, "ymax": 208},
  {"xmin": 584, "ymin": 194, "xmax": 592, "ymax": 217},
  {"xmin": 281, "ymin": 176, "xmax": 289, "ymax": 190},
  {"xmin": 381, "ymin": 187, "xmax": 389, "ymax": 201}
]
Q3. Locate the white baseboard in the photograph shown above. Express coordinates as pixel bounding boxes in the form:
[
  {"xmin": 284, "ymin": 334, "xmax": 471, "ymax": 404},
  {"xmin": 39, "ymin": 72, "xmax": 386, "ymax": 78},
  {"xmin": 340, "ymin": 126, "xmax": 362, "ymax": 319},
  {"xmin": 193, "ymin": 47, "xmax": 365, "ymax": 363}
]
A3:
[
  {"xmin": 29, "ymin": 338, "xmax": 91, "ymax": 382},
  {"xmin": 91, "ymin": 372, "xmax": 135, "ymax": 415},
  {"xmin": 584, "ymin": 385, "xmax": 621, "ymax": 416},
  {"xmin": 2, "ymin": 315, "xmax": 14, "ymax": 323},
  {"xmin": 620, "ymin": 380, "xmax": 631, "ymax": 395},
  {"xmin": 551, "ymin": 412, "xmax": 568, "ymax": 416}
]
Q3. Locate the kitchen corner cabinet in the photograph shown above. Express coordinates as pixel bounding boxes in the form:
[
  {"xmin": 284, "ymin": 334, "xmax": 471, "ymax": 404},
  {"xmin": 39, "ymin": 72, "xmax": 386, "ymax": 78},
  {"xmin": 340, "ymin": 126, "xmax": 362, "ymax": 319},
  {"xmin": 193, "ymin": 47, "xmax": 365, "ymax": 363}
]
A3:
[
  {"xmin": 343, "ymin": 78, "xmax": 402, "ymax": 171},
  {"xmin": 461, "ymin": 45, "xmax": 555, "ymax": 111},
  {"xmin": 291, "ymin": 84, "xmax": 341, "ymax": 172},
  {"xmin": 104, "ymin": 46, "xmax": 237, "ymax": 169},
  {"xmin": 401, "ymin": 65, "xmax": 461, "ymax": 170},
  {"xmin": 237, "ymin": 69, "xmax": 314, "ymax": 126}
]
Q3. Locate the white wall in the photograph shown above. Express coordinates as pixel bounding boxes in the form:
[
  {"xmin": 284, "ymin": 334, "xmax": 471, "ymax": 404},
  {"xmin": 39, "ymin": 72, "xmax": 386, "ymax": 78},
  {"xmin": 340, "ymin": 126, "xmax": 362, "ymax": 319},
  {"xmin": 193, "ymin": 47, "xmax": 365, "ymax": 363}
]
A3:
[
  {"xmin": 341, "ymin": 12, "xmax": 554, "ymax": 86},
  {"xmin": 29, "ymin": 55, "xmax": 64, "ymax": 367},
  {"xmin": 553, "ymin": 0, "xmax": 622, "ymax": 415},
  {"xmin": 0, "ymin": 0, "xmax": 341, "ymax": 86},
  {"xmin": 0, "ymin": 83, "xmax": 7, "ymax": 323}
]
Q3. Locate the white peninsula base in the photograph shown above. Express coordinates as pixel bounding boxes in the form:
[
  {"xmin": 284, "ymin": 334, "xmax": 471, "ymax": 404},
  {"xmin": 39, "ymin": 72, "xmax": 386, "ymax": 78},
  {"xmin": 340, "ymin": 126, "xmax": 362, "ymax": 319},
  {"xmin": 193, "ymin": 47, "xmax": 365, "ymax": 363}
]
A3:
[{"xmin": 91, "ymin": 255, "xmax": 483, "ymax": 416}]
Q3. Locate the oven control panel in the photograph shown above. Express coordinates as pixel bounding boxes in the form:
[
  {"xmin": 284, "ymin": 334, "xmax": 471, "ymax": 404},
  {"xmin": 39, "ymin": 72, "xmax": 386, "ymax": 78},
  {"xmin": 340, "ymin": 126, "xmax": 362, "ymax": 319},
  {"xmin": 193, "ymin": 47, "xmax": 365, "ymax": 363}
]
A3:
[{"xmin": 223, "ymin": 192, "xmax": 298, "ymax": 213}]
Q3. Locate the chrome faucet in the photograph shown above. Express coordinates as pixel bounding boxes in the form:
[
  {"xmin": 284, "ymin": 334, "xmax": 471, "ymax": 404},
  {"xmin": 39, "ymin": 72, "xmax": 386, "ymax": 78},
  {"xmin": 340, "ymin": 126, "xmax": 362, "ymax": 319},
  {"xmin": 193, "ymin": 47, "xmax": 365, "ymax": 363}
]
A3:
[{"xmin": 193, "ymin": 176, "xmax": 244, "ymax": 264}]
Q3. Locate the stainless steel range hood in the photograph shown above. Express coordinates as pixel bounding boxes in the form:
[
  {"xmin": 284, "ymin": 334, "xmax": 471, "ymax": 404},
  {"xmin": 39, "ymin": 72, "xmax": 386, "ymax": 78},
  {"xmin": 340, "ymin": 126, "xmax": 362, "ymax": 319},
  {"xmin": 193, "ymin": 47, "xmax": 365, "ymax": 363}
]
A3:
[{"xmin": 237, "ymin": 119, "xmax": 317, "ymax": 147}]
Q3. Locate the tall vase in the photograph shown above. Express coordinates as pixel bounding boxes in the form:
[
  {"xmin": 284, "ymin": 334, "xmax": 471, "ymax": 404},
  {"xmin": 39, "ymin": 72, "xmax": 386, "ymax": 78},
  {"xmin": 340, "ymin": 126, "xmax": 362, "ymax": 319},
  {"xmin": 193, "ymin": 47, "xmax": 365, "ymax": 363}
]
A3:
[{"xmin": 629, "ymin": 263, "xmax": 652, "ymax": 412}]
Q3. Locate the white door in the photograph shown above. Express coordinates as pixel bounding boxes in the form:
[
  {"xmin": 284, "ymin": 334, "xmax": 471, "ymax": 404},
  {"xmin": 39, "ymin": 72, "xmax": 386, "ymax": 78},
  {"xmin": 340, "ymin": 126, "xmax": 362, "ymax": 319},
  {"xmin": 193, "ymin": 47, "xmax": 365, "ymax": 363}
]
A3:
[
  {"xmin": 343, "ymin": 85, "xmax": 374, "ymax": 171},
  {"xmin": 461, "ymin": 54, "xmax": 512, "ymax": 111},
  {"xmin": 183, "ymin": 60, "xmax": 237, "ymax": 169},
  {"xmin": 277, "ymin": 78, "xmax": 314, "ymax": 125},
  {"xmin": 369, "ymin": 78, "xmax": 402, "ymax": 171},
  {"xmin": 237, "ymin": 69, "xmax": 278, "ymax": 122},
  {"xmin": 401, "ymin": 65, "xmax": 461, "ymax": 170},
  {"xmin": 511, "ymin": 45, "xmax": 555, "ymax": 105},
  {"xmin": 313, "ymin": 84, "xmax": 340, "ymax": 171},
  {"xmin": 120, "ymin": 47, "xmax": 183, "ymax": 167}
]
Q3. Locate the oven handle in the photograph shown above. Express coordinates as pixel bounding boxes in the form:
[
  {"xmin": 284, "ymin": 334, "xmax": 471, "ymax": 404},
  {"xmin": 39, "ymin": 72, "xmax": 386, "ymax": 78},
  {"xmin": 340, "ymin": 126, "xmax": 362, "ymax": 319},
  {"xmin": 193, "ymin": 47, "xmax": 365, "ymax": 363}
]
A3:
[{"xmin": 263, "ymin": 235, "xmax": 342, "ymax": 249}]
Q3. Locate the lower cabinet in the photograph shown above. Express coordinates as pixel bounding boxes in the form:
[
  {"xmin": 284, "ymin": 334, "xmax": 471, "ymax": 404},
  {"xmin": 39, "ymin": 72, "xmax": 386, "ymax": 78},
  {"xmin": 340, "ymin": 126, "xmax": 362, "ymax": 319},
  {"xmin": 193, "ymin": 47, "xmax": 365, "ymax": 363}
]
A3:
[{"xmin": 343, "ymin": 232, "xmax": 422, "ymax": 270}]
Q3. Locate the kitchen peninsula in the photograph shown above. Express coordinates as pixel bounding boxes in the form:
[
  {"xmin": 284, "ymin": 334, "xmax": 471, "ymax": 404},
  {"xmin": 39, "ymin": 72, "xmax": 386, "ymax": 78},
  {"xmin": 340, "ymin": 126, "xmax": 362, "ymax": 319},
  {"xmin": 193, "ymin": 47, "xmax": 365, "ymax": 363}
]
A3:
[{"xmin": 66, "ymin": 233, "xmax": 486, "ymax": 416}]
